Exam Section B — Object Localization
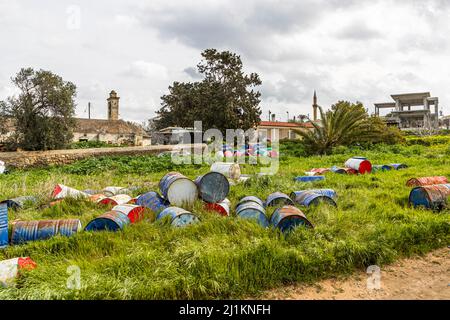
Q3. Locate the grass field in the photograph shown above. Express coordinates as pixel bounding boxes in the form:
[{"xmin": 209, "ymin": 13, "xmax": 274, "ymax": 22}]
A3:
[{"xmin": 0, "ymin": 138, "xmax": 449, "ymax": 299}]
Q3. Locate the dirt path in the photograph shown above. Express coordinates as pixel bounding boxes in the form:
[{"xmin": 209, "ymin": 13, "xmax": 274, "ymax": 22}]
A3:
[{"xmin": 259, "ymin": 247, "xmax": 450, "ymax": 300}]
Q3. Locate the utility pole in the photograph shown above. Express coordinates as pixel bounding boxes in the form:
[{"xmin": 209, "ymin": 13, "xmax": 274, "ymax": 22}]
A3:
[
  {"xmin": 88, "ymin": 102, "xmax": 91, "ymax": 119},
  {"xmin": 269, "ymin": 110, "xmax": 271, "ymax": 121},
  {"xmin": 286, "ymin": 111, "xmax": 289, "ymax": 122}
]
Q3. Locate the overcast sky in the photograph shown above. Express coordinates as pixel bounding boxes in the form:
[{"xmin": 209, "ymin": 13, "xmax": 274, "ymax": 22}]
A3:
[{"xmin": 1, "ymin": 0, "xmax": 449, "ymax": 124}]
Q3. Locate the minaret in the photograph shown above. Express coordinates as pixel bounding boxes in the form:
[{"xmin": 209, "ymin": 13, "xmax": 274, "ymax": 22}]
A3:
[
  {"xmin": 107, "ymin": 90, "xmax": 119, "ymax": 121},
  {"xmin": 313, "ymin": 90, "xmax": 318, "ymax": 121}
]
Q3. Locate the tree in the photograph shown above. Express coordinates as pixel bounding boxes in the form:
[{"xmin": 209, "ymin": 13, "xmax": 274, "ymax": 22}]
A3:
[
  {"xmin": 0, "ymin": 68, "xmax": 77, "ymax": 151},
  {"xmin": 294, "ymin": 101, "xmax": 404, "ymax": 155},
  {"xmin": 154, "ymin": 49, "xmax": 262, "ymax": 134}
]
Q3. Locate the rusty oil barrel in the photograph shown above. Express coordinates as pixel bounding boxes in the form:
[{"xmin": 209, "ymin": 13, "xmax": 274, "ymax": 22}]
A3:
[
  {"xmin": 269, "ymin": 205, "xmax": 314, "ymax": 233},
  {"xmin": 84, "ymin": 211, "xmax": 130, "ymax": 232},
  {"xmin": 194, "ymin": 172, "xmax": 230, "ymax": 203},
  {"xmin": 159, "ymin": 172, "xmax": 198, "ymax": 206},
  {"xmin": 156, "ymin": 207, "xmax": 199, "ymax": 227},
  {"xmin": 11, "ymin": 219, "xmax": 82, "ymax": 244},
  {"xmin": 204, "ymin": 198, "xmax": 231, "ymax": 216},
  {"xmin": 290, "ymin": 190, "xmax": 337, "ymax": 207},
  {"xmin": 135, "ymin": 191, "xmax": 169, "ymax": 214},
  {"xmin": 0, "ymin": 203, "xmax": 7, "ymax": 248},
  {"xmin": 235, "ymin": 198, "xmax": 269, "ymax": 227},
  {"xmin": 406, "ymin": 176, "xmax": 448, "ymax": 187},
  {"xmin": 265, "ymin": 192, "xmax": 294, "ymax": 207},
  {"xmin": 408, "ymin": 184, "xmax": 450, "ymax": 210}
]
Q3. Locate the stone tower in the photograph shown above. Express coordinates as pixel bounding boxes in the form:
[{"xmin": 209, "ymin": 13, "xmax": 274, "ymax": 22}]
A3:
[
  {"xmin": 312, "ymin": 90, "xmax": 318, "ymax": 121},
  {"xmin": 107, "ymin": 90, "xmax": 119, "ymax": 121}
]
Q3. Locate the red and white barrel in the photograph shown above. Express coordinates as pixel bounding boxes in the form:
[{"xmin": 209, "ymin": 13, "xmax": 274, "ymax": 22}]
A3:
[
  {"xmin": 89, "ymin": 194, "xmax": 107, "ymax": 203},
  {"xmin": 99, "ymin": 194, "xmax": 132, "ymax": 206},
  {"xmin": 204, "ymin": 198, "xmax": 231, "ymax": 216},
  {"xmin": 112, "ymin": 204, "xmax": 145, "ymax": 223},
  {"xmin": 210, "ymin": 162, "xmax": 241, "ymax": 180},
  {"xmin": 0, "ymin": 257, "xmax": 37, "ymax": 287},
  {"xmin": 51, "ymin": 184, "xmax": 89, "ymax": 200},
  {"xmin": 102, "ymin": 186, "xmax": 125, "ymax": 197},
  {"xmin": 159, "ymin": 172, "xmax": 198, "ymax": 206},
  {"xmin": 344, "ymin": 158, "xmax": 372, "ymax": 174}
]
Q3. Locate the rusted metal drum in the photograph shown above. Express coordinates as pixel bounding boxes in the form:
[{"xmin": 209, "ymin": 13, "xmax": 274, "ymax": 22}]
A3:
[
  {"xmin": 408, "ymin": 184, "xmax": 450, "ymax": 209},
  {"xmin": 194, "ymin": 172, "xmax": 230, "ymax": 203},
  {"xmin": 112, "ymin": 204, "xmax": 145, "ymax": 223},
  {"xmin": 294, "ymin": 176, "xmax": 325, "ymax": 182},
  {"xmin": 0, "ymin": 203, "xmax": 7, "ymax": 248},
  {"xmin": 51, "ymin": 184, "xmax": 88, "ymax": 200},
  {"xmin": 85, "ymin": 211, "xmax": 130, "ymax": 232},
  {"xmin": 270, "ymin": 205, "xmax": 314, "ymax": 233},
  {"xmin": 99, "ymin": 194, "xmax": 132, "ymax": 206},
  {"xmin": 372, "ymin": 165, "xmax": 392, "ymax": 172},
  {"xmin": 330, "ymin": 166, "xmax": 346, "ymax": 174},
  {"xmin": 238, "ymin": 196, "xmax": 265, "ymax": 208},
  {"xmin": 127, "ymin": 197, "xmax": 139, "ymax": 204},
  {"xmin": 89, "ymin": 194, "xmax": 107, "ymax": 203},
  {"xmin": 135, "ymin": 191, "xmax": 169, "ymax": 214},
  {"xmin": 389, "ymin": 163, "xmax": 408, "ymax": 170},
  {"xmin": 406, "ymin": 176, "xmax": 448, "ymax": 187},
  {"xmin": 290, "ymin": 190, "xmax": 337, "ymax": 207},
  {"xmin": 0, "ymin": 196, "xmax": 37, "ymax": 209},
  {"xmin": 159, "ymin": 172, "xmax": 198, "ymax": 206},
  {"xmin": 310, "ymin": 168, "xmax": 330, "ymax": 175},
  {"xmin": 210, "ymin": 162, "xmax": 241, "ymax": 180},
  {"xmin": 102, "ymin": 186, "xmax": 125, "ymax": 197},
  {"xmin": 204, "ymin": 198, "xmax": 231, "ymax": 216},
  {"xmin": 265, "ymin": 192, "xmax": 294, "ymax": 207},
  {"xmin": 235, "ymin": 200, "xmax": 269, "ymax": 227},
  {"xmin": 344, "ymin": 158, "xmax": 372, "ymax": 174},
  {"xmin": 156, "ymin": 207, "xmax": 199, "ymax": 227},
  {"xmin": 11, "ymin": 219, "xmax": 82, "ymax": 244},
  {"xmin": 343, "ymin": 168, "xmax": 358, "ymax": 175}
]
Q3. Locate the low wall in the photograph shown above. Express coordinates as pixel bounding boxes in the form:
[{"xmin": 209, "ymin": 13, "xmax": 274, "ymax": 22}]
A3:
[{"xmin": 0, "ymin": 144, "xmax": 206, "ymax": 169}]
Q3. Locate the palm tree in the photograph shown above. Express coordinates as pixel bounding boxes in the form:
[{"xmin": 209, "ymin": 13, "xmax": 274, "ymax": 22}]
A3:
[{"xmin": 294, "ymin": 101, "xmax": 382, "ymax": 155}]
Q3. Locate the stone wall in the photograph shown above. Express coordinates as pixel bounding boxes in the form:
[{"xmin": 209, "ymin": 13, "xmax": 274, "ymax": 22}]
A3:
[{"xmin": 0, "ymin": 144, "xmax": 205, "ymax": 169}]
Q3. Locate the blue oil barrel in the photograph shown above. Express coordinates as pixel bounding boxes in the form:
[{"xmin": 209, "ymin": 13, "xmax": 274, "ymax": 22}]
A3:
[
  {"xmin": 270, "ymin": 205, "xmax": 314, "ymax": 233},
  {"xmin": 235, "ymin": 201, "xmax": 269, "ymax": 228},
  {"xmin": 372, "ymin": 165, "xmax": 392, "ymax": 172},
  {"xmin": 85, "ymin": 211, "xmax": 130, "ymax": 232},
  {"xmin": 238, "ymin": 196, "xmax": 265, "ymax": 208},
  {"xmin": 11, "ymin": 219, "xmax": 82, "ymax": 244},
  {"xmin": 294, "ymin": 176, "xmax": 325, "ymax": 182},
  {"xmin": 156, "ymin": 207, "xmax": 199, "ymax": 227},
  {"xmin": 389, "ymin": 163, "xmax": 408, "ymax": 170},
  {"xmin": 135, "ymin": 191, "xmax": 169, "ymax": 214},
  {"xmin": 290, "ymin": 190, "xmax": 337, "ymax": 207},
  {"xmin": 409, "ymin": 184, "xmax": 450, "ymax": 210},
  {"xmin": 1, "ymin": 196, "xmax": 37, "ymax": 210},
  {"xmin": 265, "ymin": 192, "xmax": 294, "ymax": 207},
  {"xmin": 0, "ymin": 203, "xmax": 7, "ymax": 248},
  {"xmin": 330, "ymin": 166, "xmax": 346, "ymax": 174},
  {"xmin": 194, "ymin": 172, "xmax": 230, "ymax": 203}
]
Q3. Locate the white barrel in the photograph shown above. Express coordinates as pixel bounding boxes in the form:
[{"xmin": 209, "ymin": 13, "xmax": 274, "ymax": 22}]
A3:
[
  {"xmin": 99, "ymin": 194, "xmax": 132, "ymax": 206},
  {"xmin": 344, "ymin": 158, "xmax": 372, "ymax": 174},
  {"xmin": 159, "ymin": 172, "xmax": 198, "ymax": 207},
  {"xmin": 112, "ymin": 204, "xmax": 145, "ymax": 223},
  {"xmin": 51, "ymin": 184, "xmax": 89, "ymax": 200},
  {"xmin": 102, "ymin": 186, "xmax": 125, "ymax": 197},
  {"xmin": 210, "ymin": 162, "xmax": 241, "ymax": 180}
]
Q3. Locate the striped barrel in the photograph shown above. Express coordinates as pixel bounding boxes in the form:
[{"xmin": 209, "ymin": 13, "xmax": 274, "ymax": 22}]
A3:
[
  {"xmin": 51, "ymin": 184, "xmax": 89, "ymax": 200},
  {"xmin": 372, "ymin": 165, "xmax": 392, "ymax": 172},
  {"xmin": 406, "ymin": 176, "xmax": 448, "ymax": 187},
  {"xmin": 156, "ymin": 207, "xmax": 199, "ymax": 227},
  {"xmin": 194, "ymin": 172, "xmax": 230, "ymax": 203},
  {"xmin": 408, "ymin": 184, "xmax": 450, "ymax": 210},
  {"xmin": 204, "ymin": 198, "xmax": 231, "ymax": 216},
  {"xmin": 136, "ymin": 191, "xmax": 169, "ymax": 214},
  {"xmin": 270, "ymin": 205, "xmax": 314, "ymax": 233},
  {"xmin": 294, "ymin": 176, "xmax": 325, "ymax": 182},
  {"xmin": 11, "ymin": 219, "xmax": 82, "ymax": 244},
  {"xmin": 112, "ymin": 204, "xmax": 145, "ymax": 223},
  {"xmin": 389, "ymin": 163, "xmax": 408, "ymax": 170},
  {"xmin": 290, "ymin": 190, "xmax": 337, "ymax": 207},
  {"xmin": 344, "ymin": 158, "xmax": 372, "ymax": 174},
  {"xmin": 159, "ymin": 172, "xmax": 198, "ymax": 206},
  {"xmin": 210, "ymin": 162, "xmax": 241, "ymax": 180},
  {"xmin": 85, "ymin": 211, "xmax": 130, "ymax": 232},
  {"xmin": 0, "ymin": 203, "xmax": 7, "ymax": 248},
  {"xmin": 235, "ymin": 200, "xmax": 269, "ymax": 228},
  {"xmin": 1, "ymin": 196, "xmax": 37, "ymax": 210},
  {"xmin": 99, "ymin": 194, "xmax": 132, "ymax": 206},
  {"xmin": 265, "ymin": 192, "xmax": 294, "ymax": 207}
]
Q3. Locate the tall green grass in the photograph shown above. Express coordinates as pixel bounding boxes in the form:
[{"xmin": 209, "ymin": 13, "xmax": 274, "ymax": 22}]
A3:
[{"xmin": 0, "ymin": 140, "xmax": 449, "ymax": 299}]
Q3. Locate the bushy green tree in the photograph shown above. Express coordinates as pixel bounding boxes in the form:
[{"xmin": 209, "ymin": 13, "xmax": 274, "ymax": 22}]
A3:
[
  {"xmin": 155, "ymin": 49, "xmax": 262, "ymax": 134},
  {"xmin": 295, "ymin": 101, "xmax": 404, "ymax": 154},
  {"xmin": 0, "ymin": 68, "xmax": 77, "ymax": 150}
]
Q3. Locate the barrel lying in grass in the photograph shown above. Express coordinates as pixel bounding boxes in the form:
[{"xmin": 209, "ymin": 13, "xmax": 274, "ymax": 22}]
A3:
[
  {"xmin": 98, "ymin": 194, "xmax": 132, "ymax": 206},
  {"xmin": 294, "ymin": 176, "xmax": 325, "ymax": 182},
  {"xmin": 159, "ymin": 172, "xmax": 198, "ymax": 206},
  {"xmin": 11, "ymin": 219, "xmax": 82, "ymax": 244},
  {"xmin": 345, "ymin": 157, "xmax": 372, "ymax": 174},
  {"xmin": 0, "ymin": 203, "xmax": 7, "ymax": 248},
  {"xmin": 136, "ymin": 191, "xmax": 169, "ymax": 214},
  {"xmin": 265, "ymin": 192, "xmax": 294, "ymax": 207},
  {"xmin": 290, "ymin": 190, "xmax": 337, "ymax": 207},
  {"xmin": 310, "ymin": 168, "xmax": 330, "ymax": 175},
  {"xmin": 51, "ymin": 184, "xmax": 88, "ymax": 200},
  {"xmin": 85, "ymin": 211, "xmax": 130, "ymax": 232},
  {"xmin": 390, "ymin": 163, "xmax": 408, "ymax": 170},
  {"xmin": 205, "ymin": 198, "xmax": 231, "ymax": 216},
  {"xmin": 210, "ymin": 162, "xmax": 241, "ymax": 180},
  {"xmin": 194, "ymin": 172, "xmax": 229, "ymax": 203},
  {"xmin": 372, "ymin": 165, "xmax": 392, "ymax": 172},
  {"xmin": 408, "ymin": 184, "xmax": 450, "ymax": 210},
  {"xmin": 330, "ymin": 166, "xmax": 347, "ymax": 174},
  {"xmin": 270, "ymin": 205, "xmax": 314, "ymax": 233},
  {"xmin": 235, "ymin": 197, "xmax": 269, "ymax": 227},
  {"xmin": 156, "ymin": 207, "xmax": 199, "ymax": 227},
  {"xmin": 112, "ymin": 204, "xmax": 145, "ymax": 223},
  {"xmin": 406, "ymin": 176, "xmax": 448, "ymax": 187},
  {"xmin": 0, "ymin": 196, "xmax": 37, "ymax": 210}
]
